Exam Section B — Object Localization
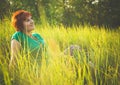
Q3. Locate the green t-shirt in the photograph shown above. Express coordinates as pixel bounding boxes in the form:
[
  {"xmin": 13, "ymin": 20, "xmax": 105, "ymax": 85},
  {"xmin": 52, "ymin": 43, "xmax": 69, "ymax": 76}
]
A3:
[{"xmin": 11, "ymin": 31, "xmax": 45, "ymax": 60}]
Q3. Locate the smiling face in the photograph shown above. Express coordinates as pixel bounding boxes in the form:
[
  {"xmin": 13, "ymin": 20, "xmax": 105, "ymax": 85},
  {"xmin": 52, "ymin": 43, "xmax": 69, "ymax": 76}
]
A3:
[{"xmin": 23, "ymin": 16, "xmax": 35, "ymax": 33}]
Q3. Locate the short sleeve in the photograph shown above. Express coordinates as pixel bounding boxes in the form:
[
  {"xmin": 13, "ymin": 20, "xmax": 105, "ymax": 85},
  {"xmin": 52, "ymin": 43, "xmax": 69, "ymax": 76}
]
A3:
[{"xmin": 11, "ymin": 32, "xmax": 22, "ymax": 42}]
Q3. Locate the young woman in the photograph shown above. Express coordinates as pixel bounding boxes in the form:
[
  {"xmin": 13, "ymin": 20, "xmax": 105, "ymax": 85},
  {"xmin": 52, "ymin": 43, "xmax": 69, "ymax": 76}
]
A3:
[
  {"xmin": 9, "ymin": 10, "xmax": 45, "ymax": 69},
  {"xmin": 9, "ymin": 10, "xmax": 93, "ymax": 70}
]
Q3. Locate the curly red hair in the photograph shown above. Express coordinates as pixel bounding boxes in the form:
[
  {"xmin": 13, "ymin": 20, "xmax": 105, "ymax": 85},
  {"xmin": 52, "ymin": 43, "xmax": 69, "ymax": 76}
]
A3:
[{"xmin": 11, "ymin": 10, "xmax": 32, "ymax": 31}]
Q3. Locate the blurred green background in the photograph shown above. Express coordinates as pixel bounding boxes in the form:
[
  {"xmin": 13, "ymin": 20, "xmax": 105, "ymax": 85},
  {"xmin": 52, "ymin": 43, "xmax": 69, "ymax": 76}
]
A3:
[{"xmin": 0, "ymin": 0, "xmax": 120, "ymax": 28}]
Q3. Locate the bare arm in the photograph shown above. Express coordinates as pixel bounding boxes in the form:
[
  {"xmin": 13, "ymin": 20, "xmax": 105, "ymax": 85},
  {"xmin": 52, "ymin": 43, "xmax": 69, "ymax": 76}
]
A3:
[{"xmin": 9, "ymin": 39, "xmax": 21, "ymax": 70}]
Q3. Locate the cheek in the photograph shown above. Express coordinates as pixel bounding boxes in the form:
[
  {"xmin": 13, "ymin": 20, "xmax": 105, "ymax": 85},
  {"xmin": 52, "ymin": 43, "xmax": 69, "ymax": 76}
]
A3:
[{"xmin": 23, "ymin": 22, "xmax": 28, "ymax": 28}]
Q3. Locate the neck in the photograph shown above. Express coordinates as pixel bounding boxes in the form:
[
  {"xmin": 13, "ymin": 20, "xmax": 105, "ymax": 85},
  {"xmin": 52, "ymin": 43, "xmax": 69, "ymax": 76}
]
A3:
[{"xmin": 22, "ymin": 30, "xmax": 32, "ymax": 37}]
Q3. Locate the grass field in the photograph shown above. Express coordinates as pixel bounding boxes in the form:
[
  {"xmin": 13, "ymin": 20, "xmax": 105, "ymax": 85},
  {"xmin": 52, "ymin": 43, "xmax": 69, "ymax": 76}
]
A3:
[{"xmin": 0, "ymin": 20, "xmax": 120, "ymax": 85}]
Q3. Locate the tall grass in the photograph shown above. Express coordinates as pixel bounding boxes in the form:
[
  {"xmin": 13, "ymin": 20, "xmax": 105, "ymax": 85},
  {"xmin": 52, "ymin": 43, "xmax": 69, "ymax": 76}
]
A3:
[{"xmin": 0, "ymin": 19, "xmax": 120, "ymax": 85}]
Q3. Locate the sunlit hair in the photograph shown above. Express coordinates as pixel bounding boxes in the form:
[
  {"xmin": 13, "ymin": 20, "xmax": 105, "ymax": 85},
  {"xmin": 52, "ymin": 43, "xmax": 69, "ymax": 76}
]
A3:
[{"xmin": 11, "ymin": 10, "xmax": 32, "ymax": 31}]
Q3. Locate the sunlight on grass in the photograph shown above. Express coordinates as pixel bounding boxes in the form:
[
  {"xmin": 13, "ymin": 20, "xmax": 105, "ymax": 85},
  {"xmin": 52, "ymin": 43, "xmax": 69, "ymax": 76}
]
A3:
[{"xmin": 0, "ymin": 20, "xmax": 120, "ymax": 85}]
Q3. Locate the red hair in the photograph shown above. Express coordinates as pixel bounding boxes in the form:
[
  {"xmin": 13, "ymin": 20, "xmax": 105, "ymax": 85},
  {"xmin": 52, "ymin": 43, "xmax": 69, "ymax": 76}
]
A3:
[{"xmin": 11, "ymin": 10, "xmax": 32, "ymax": 31}]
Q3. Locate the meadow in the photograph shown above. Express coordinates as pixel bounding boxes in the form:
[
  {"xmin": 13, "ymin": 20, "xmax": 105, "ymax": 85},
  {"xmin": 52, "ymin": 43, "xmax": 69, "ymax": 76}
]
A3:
[{"xmin": 0, "ymin": 20, "xmax": 120, "ymax": 85}]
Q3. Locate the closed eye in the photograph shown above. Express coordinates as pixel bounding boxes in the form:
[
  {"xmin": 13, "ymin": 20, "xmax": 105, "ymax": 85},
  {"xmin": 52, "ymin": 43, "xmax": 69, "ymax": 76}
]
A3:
[{"xmin": 25, "ymin": 17, "xmax": 33, "ymax": 22}]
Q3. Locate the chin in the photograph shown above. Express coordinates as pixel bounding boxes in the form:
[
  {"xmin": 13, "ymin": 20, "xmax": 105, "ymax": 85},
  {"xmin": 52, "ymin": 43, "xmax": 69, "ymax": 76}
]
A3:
[
  {"xmin": 28, "ymin": 28, "xmax": 34, "ymax": 32},
  {"xmin": 30, "ymin": 27, "xmax": 35, "ymax": 30},
  {"xmin": 31, "ymin": 29, "xmax": 34, "ymax": 31}
]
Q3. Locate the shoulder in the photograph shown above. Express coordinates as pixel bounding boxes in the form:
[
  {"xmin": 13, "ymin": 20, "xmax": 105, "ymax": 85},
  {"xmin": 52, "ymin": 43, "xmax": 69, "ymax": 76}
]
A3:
[
  {"xmin": 11, "ymin": 31, "xmax": 23, "ymax": 42},
  {"xmin": 12, "ymin": 31, "xmax": 23, "ymax": 37}
]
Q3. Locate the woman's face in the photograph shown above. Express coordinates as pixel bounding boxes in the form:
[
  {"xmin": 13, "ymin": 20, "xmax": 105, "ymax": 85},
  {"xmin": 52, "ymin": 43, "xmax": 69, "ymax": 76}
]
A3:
[{"xmin": 23, "ymin": 16, "xmax": 35, "ymax": 32}]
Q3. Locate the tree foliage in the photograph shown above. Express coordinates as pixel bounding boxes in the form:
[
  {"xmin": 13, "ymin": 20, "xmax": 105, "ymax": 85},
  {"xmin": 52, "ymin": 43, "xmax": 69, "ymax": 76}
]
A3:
[{"xmin": 0, "ymin": 0, "xmax": 120, "ymax": 28}]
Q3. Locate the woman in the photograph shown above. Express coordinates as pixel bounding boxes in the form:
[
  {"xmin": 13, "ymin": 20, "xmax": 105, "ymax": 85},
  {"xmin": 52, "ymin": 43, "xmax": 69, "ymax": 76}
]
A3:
[{"xmin": 9, "ymin": 10, "xmax": 45, "ymax": 69}]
